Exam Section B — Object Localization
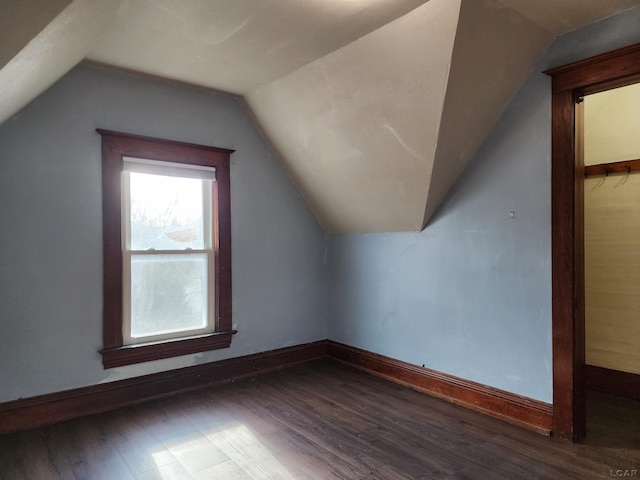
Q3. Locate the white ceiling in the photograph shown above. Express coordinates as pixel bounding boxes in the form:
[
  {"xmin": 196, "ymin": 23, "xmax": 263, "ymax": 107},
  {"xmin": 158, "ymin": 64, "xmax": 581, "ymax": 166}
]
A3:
[
  {"xmin": 2, "ymin": 0, "xmax": 639, "ymax": 232},
  {"xmin": 88, "ymin": 0, "xmax": 429, "ymax": 94},
  {"xmin": 499, "ymin": 0, "xmax": 640, "ymax": 35}
]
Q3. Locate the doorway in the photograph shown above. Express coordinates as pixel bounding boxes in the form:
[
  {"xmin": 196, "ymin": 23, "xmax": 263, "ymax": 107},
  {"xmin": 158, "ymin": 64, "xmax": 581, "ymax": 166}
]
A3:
[
  {"xmin": 580, "ymin": 84, "xmax": 640, "ymax": 447},
  {"xmin": 582, "ymin": 84, "xmax": 640, "ymax": 393},
  {"xmin": 546, "ymin": 42, "xmax": 640, "ymax": 441}
]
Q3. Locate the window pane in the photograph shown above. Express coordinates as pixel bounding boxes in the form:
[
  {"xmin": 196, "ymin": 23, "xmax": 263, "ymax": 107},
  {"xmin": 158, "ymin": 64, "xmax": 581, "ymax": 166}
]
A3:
[
  {"xmin": 129, "ymin": 172, "xmax": 205, "ymax": 250},
  {"xmin": 130, "ymin": 254, "xmax": 209, "ymax": 338}
]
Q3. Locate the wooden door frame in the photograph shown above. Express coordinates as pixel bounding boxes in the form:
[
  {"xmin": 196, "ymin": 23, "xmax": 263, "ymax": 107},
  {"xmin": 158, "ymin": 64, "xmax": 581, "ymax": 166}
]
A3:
[{"xmin": 545, "ymin": 42, "xmax": 640, "ymax": 441}]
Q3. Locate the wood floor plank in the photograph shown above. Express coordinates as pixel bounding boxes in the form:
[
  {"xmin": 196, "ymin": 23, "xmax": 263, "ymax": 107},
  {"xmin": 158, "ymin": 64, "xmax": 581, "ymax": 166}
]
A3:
[
  {"xmin": 258, "ymin": 429, "xmax": 371, "ymax": 480},
  {"xmin": 223, "ymin": 388, "xmax": 379, "ymax": 479},
  {"xmin": 134, "ymin": 461, "xmax": 194, "ymax": 480},
  {"xmin": 0, "ymin": 428, "xmax": 73, "ymax": 480},
  {"xmin": 167, "ymin": 434, "xmax": 230, "ymax": 475},
  {"xmin": 47, "ymin": 417, "xmax": 135, "ymax": 480},
  {"xmin": 1, "ymin": 359, "xmax": 638, "ymax": 479},
  {"xmin": 98, "ymin": 407, "xmax": 180, "ymax": 476},
  {"xmin": 192, "ymin": 459, "xmax": 257, "ymax": 480},
  {"xmin": 251, "ymin": 365, "xmax": 493, "ymax": 477},
  {"xmin": 239, "ymin": 379, "xmax": 422, "ymax": 477}
]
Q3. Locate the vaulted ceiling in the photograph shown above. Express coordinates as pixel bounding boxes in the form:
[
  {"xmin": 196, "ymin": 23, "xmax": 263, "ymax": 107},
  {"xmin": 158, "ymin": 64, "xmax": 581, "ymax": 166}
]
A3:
[{"xmin": 2, "ymin": 0, "xmax": 638, "ymax": 232}]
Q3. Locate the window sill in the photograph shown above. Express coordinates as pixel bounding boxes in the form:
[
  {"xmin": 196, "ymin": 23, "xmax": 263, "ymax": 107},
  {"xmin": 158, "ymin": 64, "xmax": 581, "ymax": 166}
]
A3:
[{"xmin": 100, "ymin": 331, "xmax": 235, "ymax": 369}]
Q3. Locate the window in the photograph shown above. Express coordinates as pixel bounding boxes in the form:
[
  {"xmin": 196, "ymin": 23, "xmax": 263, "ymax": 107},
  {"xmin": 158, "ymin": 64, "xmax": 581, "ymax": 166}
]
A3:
[{"xmin": 98, "ymin": 130, "xmax": 234, "ymax": 368}]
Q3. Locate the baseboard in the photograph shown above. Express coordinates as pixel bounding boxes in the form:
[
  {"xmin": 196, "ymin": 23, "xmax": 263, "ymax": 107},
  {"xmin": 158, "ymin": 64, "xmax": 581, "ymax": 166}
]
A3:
[
  {"xmin": 0, "ymin": 340, "xmax": 328, "ymax": 434},
  {"xmin": 1, "ymin": 339, "xmax": 554, "ymax": 436},
  {"xmin": 327, "ymin": 341, "xmax": 553, "ymax": 435},
  {"xmin": 584, "ymin": 364, "xmax": 640, "ymax": 401}
]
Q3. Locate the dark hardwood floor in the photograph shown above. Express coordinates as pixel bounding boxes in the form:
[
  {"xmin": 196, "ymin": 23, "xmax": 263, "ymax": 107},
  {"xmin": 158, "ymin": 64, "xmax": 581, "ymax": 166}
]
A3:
[{"xmin": 1, "ymin": 359, "xmax": 638, "ymax": 479}]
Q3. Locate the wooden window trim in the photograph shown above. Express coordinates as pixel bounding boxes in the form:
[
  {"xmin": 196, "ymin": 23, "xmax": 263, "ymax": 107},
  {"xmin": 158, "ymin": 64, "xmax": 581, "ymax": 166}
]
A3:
[{"xmin": 97, "ymin": 129, "xmax": 234, "ymax": 369}]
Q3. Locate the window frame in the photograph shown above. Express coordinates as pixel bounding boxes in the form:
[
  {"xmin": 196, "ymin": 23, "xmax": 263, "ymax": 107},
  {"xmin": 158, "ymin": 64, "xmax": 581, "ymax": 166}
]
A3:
[
  {"xmin": 121, "ymin": 161, "xmax": 215, "ymax": 344},
  {"xmin": 98, "ymin": 129, "xmax": 234, "ymax": 369}
]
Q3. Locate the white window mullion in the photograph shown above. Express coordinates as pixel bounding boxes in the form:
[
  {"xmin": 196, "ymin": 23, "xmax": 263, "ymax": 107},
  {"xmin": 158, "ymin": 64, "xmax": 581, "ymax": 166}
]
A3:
[
  {"xmin": 122, "ymin": 170, "xmax": 133, "ymax": 344},
  {"xmin": 123, "ymin": 156, "xmax": 216, "ymax": 180},
  {"xmin": 122, "ymin": 250, "xmax": 133, "ymax": 344},
  {"xmin": 121, "ymin": 171, "xmax": 132, "ymax": 251},
  {"xmin": 128, "ymin": 249, "xmax": 211, "ymax": 255},
  {"xmin": 203, "ymin": 180, "xmax": 215, "ymax": 327}
]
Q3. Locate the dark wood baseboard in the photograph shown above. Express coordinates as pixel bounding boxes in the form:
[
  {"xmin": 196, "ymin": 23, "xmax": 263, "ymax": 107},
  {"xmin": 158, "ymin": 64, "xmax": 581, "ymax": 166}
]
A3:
[
  {"xmin": 1, "ymin": 339, "xmax": 553, "ymax": 436},
  {"xmin": 0, "ymin": 340, "xmax": 328, "ymax": 434},
  {"xmin": 327, "ymin": 341, "xmax": 553, "ymax": 435},
  {"xmin": 584, "ymin": 364, "xmax": 640, "ymax": 401}
]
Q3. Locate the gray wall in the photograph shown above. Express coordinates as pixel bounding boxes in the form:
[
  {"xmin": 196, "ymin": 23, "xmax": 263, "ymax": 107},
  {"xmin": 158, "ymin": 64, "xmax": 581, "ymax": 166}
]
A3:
[
  {"xmin": 0, "ymin": 65, "xmax": 327, "ymax": 403},
  {"xmin": 2, "ymin": 6, "xmax": 640, "ymax": 406},
  {"xmin": 327, "ymin": 6, "xmax": 640, "ymax": 404}
]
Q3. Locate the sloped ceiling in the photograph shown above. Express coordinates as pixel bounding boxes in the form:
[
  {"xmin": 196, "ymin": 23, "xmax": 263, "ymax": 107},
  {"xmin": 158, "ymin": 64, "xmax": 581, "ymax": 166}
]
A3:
[
  {"xmin": 0, "ymin": 0, "xmax": 120, "ymax": 129},
  {"xmin": 1, "ymin": 0, "xmax": 638, "ymax": 232},
  {"xmin": 247, "ymin": 0, "xmax": 460, "ymax": 232},
  {"xmin": 87, "ymin": 0, "xmax": 429, "ymax": 94}
]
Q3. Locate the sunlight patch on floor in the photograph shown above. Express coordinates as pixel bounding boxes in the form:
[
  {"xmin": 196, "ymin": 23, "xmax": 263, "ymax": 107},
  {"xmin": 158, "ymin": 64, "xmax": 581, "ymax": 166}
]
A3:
[{"xmin": 149, "ymin": 424, "xmax": 296, "ymax": 479}]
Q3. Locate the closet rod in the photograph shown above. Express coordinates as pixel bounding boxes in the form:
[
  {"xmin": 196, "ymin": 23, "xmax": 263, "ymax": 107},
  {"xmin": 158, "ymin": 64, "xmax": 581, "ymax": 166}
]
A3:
[{"xmin": 584, "ymin": 158, "xmax": 640, "ymax": 177}]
